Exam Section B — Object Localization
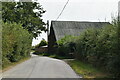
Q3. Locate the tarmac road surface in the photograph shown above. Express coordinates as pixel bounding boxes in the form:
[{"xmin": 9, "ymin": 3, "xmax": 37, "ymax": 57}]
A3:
[{"xmin": 2, "ymin": 54, "xmax": 80, "ymax": 78}]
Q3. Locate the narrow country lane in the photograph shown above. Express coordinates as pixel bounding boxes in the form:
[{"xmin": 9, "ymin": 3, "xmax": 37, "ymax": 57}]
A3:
[{"xmin": 2, "ymin": 54, "xmax": 80, "ymax": 78}]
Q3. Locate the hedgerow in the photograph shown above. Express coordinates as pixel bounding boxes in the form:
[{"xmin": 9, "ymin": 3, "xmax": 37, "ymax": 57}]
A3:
[
  {"xmin": 57, "ymin": 19, "xmax": 120, "ymax": 77},
  {"xmin": 2, "ymin": 22, "xmax": 33, "ymax": 67},
  {"xmin": 57, "ymin": 35, "xmax": 77, "ymax": 57}
]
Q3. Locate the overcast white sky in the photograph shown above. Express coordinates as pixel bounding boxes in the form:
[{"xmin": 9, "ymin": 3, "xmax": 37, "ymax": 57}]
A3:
[{"xmin": 32, "ymin": 0, "xmax": 119, "ymax": 46}]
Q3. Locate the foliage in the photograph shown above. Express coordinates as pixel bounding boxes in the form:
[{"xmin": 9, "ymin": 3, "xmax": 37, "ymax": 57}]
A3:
[
  {"xmin": 2, "ymin": 2, "xmax": 46, "ymax": 38},
  {"xmin": 2, "ymin": 1, "xmax": 46, "ymax": 69},
  {"xmin": 57, "ymin": 35, "xmax": 77, "ymax": 57},
  {"xmin": 35, "ymin": 39, "xmax": 48, "ymax": 48},
  {"xmin": 58, "ymin": 18, "xmax": 120, "ymax": 77},
  {"xmin": 68, "ymin": 60, "xmax": 112, "ymax": 78},
  {"xmin": 75, "ymin": 21, "xmax": 120, "ymax": 77},
  {"xmin": 2, "ymin": 22, "xmax": 33, "ymax": 67}
]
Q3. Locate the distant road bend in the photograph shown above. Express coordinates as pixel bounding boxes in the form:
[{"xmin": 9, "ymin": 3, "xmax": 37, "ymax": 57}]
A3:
[{"xmin": 3, "ymin": 54, "xmax": 80, "ymax": 78}]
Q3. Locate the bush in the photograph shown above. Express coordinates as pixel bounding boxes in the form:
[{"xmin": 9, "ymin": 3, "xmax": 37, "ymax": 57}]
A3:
[
  {"xmin": 75, "ymin": 28, "xmax": 100, "ymax": 62},
  {"xmin": 2, "ymin": 22, "xmax": 33, "ymax": 67},
  {"xmin": 35, "ymin": 38, "xmax": 48, "ymax": 48},
  {"xmin": 57, "ymin": 18, "xmax": 120, "ymax": 77},
  {"xmin": 75, "ymin": 19, "xmax": 120, "ymax": 77},
  {"xmin": 57, "ymin": 35, "xmax": 77, "ymax": 58}
]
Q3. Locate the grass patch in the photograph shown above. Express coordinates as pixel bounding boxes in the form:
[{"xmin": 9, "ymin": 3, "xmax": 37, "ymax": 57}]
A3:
[
  {"xmin": 67, "ymin": 60, "xmax": 112, "ymax": 78},
  {"xmin": 2, "ymin": 57, "xmax": 30, "ymax": 72},
  {"xmin": 48, "ymin": 54, "xmax": 68, "ymax": 59}
]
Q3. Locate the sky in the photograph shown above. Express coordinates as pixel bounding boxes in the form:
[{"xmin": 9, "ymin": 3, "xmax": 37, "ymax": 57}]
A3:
[{"xmin": 32, "ymin": 0, "xmax": 119, "ymax": 46}]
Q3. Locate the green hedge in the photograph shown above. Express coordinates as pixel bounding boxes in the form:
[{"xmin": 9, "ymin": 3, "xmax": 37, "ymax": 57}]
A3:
[
  {"xmin": 75, "ymin": 20, "xmax": 120, "ymax": 77},
  {"xmin": 2, "ymin": 22, "xmax": 33, "ymax": 67},
  {"xmin": 57, "ymin": 35, "xmax": 77, "ymax": 57},
  {"xmin": 57, "ymin": 19, "xmax": 120, "ymax": 77}
]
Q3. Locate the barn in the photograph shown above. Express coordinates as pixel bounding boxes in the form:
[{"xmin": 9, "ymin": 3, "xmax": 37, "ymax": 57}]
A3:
[{"xmin": 48, "ymin": 21, "xmax": 111, "ymax": 54}]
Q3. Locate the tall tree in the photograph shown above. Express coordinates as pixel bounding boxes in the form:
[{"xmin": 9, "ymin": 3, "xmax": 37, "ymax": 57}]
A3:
[{"xmin": 2, "ymin": 1, "xmax": 46, "ymax": 38}]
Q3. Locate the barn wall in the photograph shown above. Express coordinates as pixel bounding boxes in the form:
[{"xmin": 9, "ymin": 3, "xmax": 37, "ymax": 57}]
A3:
[{"xmin": 48, "ymin": 25, "xmax": 57, "ymax": 54}]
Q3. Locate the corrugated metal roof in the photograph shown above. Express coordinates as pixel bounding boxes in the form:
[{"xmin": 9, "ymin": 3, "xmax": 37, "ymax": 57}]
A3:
[{"xmin": 51, "ymin": 21, "xmax": 111, "ymax": 41}]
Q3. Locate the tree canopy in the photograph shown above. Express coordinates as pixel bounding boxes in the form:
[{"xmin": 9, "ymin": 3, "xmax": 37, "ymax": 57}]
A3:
[{"xmin": 2, "ymin": 1, "xmax": 46, "ymax": 38}]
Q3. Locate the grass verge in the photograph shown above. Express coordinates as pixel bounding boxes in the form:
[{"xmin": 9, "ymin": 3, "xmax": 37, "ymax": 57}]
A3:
[
  {"xmin": 67, "ymin": 60, "xmax": 112, "ymax": 78},
  {"xmin": 2, "ymin": 57, "xmax": 30, "ymax": 72}
]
